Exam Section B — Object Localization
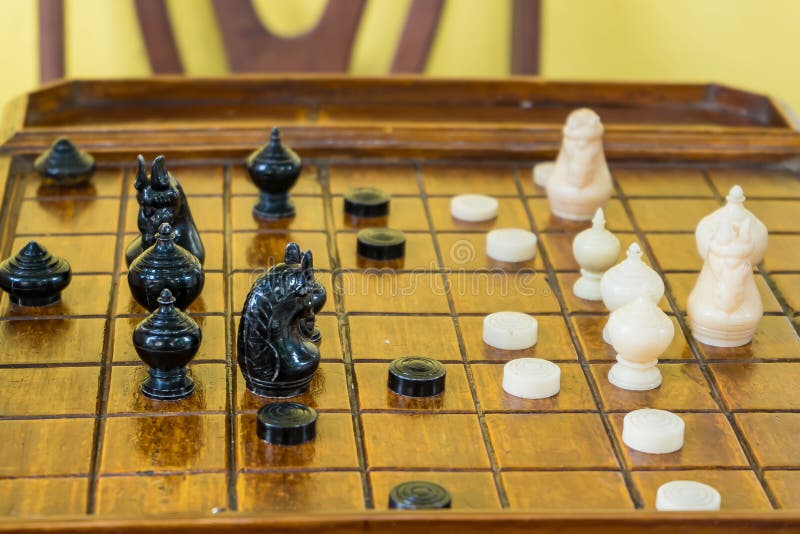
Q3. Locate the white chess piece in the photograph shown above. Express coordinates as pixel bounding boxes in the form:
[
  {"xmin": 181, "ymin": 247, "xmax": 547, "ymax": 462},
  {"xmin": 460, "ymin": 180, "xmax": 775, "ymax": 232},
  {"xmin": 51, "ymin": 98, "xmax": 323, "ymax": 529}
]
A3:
[
  {"xmin": 532, "ymin": 161, "xmax": 555, "ymax": 187},
  {"xmin": 607, "ymin": 297, "xmax": 674, "ymax": 391},
  {"xmin": 545, "ymin": 108, "xmax": 613, "ymax": 221},
  {"xmin": 695, "ymin": 185, "xmax": 768, "ymax": 264},
  {"xmin": 600, "ymin": 242, "xmax": 665, "ymax": 343},
  {"xmin": 688, "ymin": 215, "xmax": 763, "ymax": 347},
  {"xmin": 572, "ymin": 208, "xmax": 621, "ymax": 301}
]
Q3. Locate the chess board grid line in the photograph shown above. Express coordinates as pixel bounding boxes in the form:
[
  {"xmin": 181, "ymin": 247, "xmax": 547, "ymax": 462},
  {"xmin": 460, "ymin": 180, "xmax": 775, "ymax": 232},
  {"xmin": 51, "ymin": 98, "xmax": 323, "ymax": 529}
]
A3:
[
  {"xmin": 514, "ymin": 166, "xmax": 643, "ymax": 509},
  {"xmin": 617, "ymin": 167, "xmax": 781, "ymax": 509},
  {"xmin": 319, "ymin": 161, "xmax": 375, "ymax": 510},
  {"xmin": 417, "ymin": 163, "xmax": 511, "ymax": 509},
  {"xmin": 222, "ymin": 163, "xmax": 239, "ymax": 513},
  {"xmin": 84, "ymin": 166, "xmax": 131, "ymax": 515}
]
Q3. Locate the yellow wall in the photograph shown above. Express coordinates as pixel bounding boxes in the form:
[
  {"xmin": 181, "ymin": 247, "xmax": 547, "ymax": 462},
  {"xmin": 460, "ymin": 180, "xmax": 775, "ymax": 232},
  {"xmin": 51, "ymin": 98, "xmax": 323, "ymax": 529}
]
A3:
[{"xmin": 2, "ymin": 0, "xmax": 800, "ymax": 116}]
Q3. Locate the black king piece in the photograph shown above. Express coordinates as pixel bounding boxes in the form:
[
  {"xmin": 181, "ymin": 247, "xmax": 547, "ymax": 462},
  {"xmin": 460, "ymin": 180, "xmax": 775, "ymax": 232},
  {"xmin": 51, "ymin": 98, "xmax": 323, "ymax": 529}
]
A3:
[
  {"xmin": 237, "ymin": 243, "xmax": 327, "ymax": 397},
  {"xmin": 125, "ymin": 155, "xmax": 205, "ymax": 266},
  {"xmin": 246, "ymin": 127, "xmax": 302, "ymax": 220}
]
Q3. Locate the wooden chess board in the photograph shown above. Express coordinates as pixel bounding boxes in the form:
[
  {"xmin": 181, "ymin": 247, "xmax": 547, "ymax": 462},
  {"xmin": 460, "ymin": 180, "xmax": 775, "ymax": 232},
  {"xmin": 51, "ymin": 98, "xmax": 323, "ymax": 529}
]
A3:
[{"xmin": 1, "ymin": 78, "xmax": 800, "ymax": 533}]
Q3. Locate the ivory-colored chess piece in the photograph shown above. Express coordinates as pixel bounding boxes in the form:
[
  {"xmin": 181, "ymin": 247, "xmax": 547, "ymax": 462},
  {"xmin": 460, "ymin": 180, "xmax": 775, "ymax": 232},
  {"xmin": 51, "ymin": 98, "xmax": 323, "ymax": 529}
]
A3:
[
  {"xmin": 486, "ymin": 229, "xmax": 538, "ymax": 263},
  {"xmin": 696, "ymin": 185, "xmax": 768, "ymax": 264},
  {"xmin": 572, "ymin": 208, "xmax": 621, "ymax": 301},
  {"xmin": 622, "ymin": 408, "xmax": 684, "ymax": 454},
  {"xmin": 607, "ymin": 297, "xmax": 674, "ymax": 391},
  {"xmin": 545, "ymin": 108, "xmax": 613, "ymax": 220},
  {"xmin": 656, "ymin": 481, "xmax": 721, "ymax": 511},
  {"xmin": 483, "ymin": 312, "xmax": 538, "ymax": 350},
  {"xmin": 502, "ymin": 358, "xmax": 560, "ymax": 399},
  {"xmin": 600, "ymin": 242, "xmax": 665, "ymax": 343},
  {"xmin": 532, "ymin": 161, "xmax": 555, "ymax": 187},
  {"xmin": 688, "ymin": 215, "xmax": 763, "ymax": 347}
]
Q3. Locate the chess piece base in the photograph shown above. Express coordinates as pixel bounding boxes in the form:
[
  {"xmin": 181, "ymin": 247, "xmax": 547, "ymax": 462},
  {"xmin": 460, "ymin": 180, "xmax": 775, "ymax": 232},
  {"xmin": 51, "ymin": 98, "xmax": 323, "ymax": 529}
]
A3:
[
  {"xmin": 253, "ymin": 192, "xmax": 296, "ymax": 220},
  {"xmin": 244, "ymin": 376, "xmax": 313, "ymax": 399},
  {"xmin": 10, "ymin": 293, "xmax": 61, "ymax": 307},
  {"xmin": 573, "ymin": 270, "xmax": 603, "ymax": 301},
  {"xmin": 690, "ymin": 320, "xmax": 755, "ymax": 348},
  {"xmin": 142, "ymin": 367, "xmax": 195, "ymax": 401},
  {"xmin": 608, "ymin": 356, "xmax": 662, "ymax": 391}
]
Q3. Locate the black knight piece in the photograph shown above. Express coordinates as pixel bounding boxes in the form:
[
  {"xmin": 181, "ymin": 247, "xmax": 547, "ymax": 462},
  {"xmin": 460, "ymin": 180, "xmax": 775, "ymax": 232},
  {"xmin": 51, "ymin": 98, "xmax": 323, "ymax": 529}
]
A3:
[
  {"xmin": 34, "ymin": 138, "xmax": 95, "ymax": 186},
  {"xmin": 125, "ymin": 155, "xmax": 205, "ymax": 266},
  {"xmin": 133, "ymin": 288, "xmax": 202, "ymax": 400},
  {"xmin": 238, "ymin": 242, "xmax": 327, "ymax": 397},
  {"xmin": 128, "ymin": 223, "xmax": 205, "ymax": 311},
  {"xmin": 246, "ymin": 127, "xmax": 302, "ymax": 220},
  {"xmin": 0, "ymin": 241, "xmax": 72, "ymax": 307}
]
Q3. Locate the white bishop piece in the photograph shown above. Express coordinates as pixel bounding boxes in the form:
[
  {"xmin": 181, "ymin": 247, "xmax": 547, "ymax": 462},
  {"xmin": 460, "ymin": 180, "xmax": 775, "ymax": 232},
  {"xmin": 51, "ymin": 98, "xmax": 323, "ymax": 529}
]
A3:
[
  {"xmin": 572, "ymin": 208, "xmax": 621, "ymax": 301},
  {"xmin": 688, "ymin": 214, "xmax": 763, "ymax": 347},
  {"xmin": 607, "ymin": 297, "xmax": 674, "ymax": 391},
  {"xmin": 600, "ymin": 242, "xmax": 665, "ymax": 343},
  {"xmin": 545, "ymin": 108, "xmax": 613, "ymax": 221},
  {"xmin": 695, "ymin": 185, "xmax": 768, "ymax": 264}
]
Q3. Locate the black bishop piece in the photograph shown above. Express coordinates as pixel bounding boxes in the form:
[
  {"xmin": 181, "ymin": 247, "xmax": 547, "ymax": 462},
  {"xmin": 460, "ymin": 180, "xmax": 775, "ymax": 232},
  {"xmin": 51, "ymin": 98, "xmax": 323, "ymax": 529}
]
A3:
[
  {"xmin": 246, "ymin": 127, "xmax": 302, "ymax": 220},
  {"xmin": 128, "ymin": 222, "xmax": 205, "ymax": 311},
  {"xmin": 133, "ymin": 288, "xmax": 202, "ymax": 400},
  {"xmin": 0, "ymin": 241, "xmax": 71, "ymax": 307},
  {"xmin": 34, "ymin": 138, "xmax": 95, "ymax": 186}
]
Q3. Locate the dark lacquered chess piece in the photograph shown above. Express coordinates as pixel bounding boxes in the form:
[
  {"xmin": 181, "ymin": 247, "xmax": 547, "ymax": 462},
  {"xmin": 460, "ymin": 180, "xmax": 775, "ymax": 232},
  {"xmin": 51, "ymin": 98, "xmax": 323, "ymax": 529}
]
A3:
[
  {"xmin": 238, "ymin": 242, "xmax": 327, "ymax": 397},
  {"xmin": 0, "ymin": 241, "xmax": 71, "ymax": 306},
  {"xmin": 128, "ymin": 222, "xmax": 204, "ymax": 311},
  {"xmin": 246, "ymin": 127, "xmax": 302, "ymax": 220},
  {"xmin": 34, "ymin": 138, "xmax": 95, "ymax": 186},
  {"xmin": 125, "ymin": 155, "xmax": 205, "ymax": 266},
  {"xmin": 133, "ymin": 288, "xmax": 201, "ymax": 400}
]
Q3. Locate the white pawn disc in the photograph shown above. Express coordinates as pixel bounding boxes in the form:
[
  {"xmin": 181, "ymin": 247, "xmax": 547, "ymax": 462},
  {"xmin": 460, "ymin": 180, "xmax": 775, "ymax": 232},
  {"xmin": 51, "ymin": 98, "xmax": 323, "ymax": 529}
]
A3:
[
  {"xmin": 450, "ymin": 194, "xmax": 499, "ymax": 222},
  {"xmin": 502, "ymin": 358, "xmax": 560, "ymax": 399},
  {"xmin": 486, "ymin": 228, "xmax": 538, "ymax": 262},
  {"xmin": 656, "ymin": 481, "xmax": 721, "ymax": 511},
  {"xmin": 532, "ymin": 161, "xmax": 555, "ymax": 187},
  {"xmin": 622, "ymin": 408, "xmax": 684, "ymax": 454},
  {"xmin": 483, "ymin": 312, "xmax": 538, "ymax": 350}
]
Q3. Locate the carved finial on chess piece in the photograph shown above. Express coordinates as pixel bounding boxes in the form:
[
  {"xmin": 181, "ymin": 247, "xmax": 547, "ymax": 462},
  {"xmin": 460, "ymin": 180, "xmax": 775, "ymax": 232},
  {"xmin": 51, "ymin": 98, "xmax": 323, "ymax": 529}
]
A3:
[
  {"xmin": 688, "ymin": 214, "xmax": 763, "ymax": 347},
  {"xmin": 125, "ymin": 154, "xmax": 205, "ymax": 266},
  {"xmin": 237, "ymin": 242, "xmax": 327, "ymax": 397},
  {"xmin": 695, "ymin": 184, "xmax": 768, "ymax": 264},
  {"xmin": 546, "ymin": 109, "xmax": 613, "ymax": 220}
]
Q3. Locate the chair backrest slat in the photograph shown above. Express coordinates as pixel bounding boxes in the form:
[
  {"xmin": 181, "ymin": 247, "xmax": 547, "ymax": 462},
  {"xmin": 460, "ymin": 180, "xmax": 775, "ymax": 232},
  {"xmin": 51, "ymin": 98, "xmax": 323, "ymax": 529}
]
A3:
[
  {"xmin": 391, "ymin": 0, "xmax": 445, "ymax": 74},
  {"xmin": 134, "ymin": 0, "xmax": 183, "ymax": 74}
]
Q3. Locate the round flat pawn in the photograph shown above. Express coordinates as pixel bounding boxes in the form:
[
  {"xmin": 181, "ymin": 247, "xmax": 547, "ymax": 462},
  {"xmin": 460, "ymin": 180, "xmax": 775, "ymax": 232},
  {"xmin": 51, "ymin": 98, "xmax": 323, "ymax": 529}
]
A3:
[
  {"xmin": 503, "ymin": 358, "xmax": 560, "ymax": 399},
  {"xmin": 256, "ymin": 402, "xmax": 317, "ymax": 445},
  {"xmin": 656, "ymin": 481, "xmax": 721, "ymax": 511},
  {"xmin": 389, "ymin": 481, "xmax": 452, "ymax": 510},
  {"xmin": 388, "ymin": 357, "xmax": 446, "ymax": 397},
  {"xmin": 486, "ymin": 228, "xmax": 537, "ymax": 262},
  {"xmin": 357, "ymin": 227, "xmax": 406, "ymax": 261},
  {"xmin": 483, "ymin": 312, "xmax": 538, "ymax": 350},
  {"xmin": 450, "ymin": 194, "xmax": 498, "ymax": 222},
  {"xmin": 622, "ymin": 408, "xmax": 684, "ymax": 454},
  {"xmin": 344, "ymin": 187, "xmax": 391, "ymax": 218}
]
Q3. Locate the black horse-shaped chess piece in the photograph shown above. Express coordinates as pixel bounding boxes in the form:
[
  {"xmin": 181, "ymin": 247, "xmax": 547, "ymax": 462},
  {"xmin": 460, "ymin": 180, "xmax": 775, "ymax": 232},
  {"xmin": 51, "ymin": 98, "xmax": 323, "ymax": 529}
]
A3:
[
  {"xmin": 125, "ymin": 155, "xmax": 205, "ymax": 267},
  {"xmin": 238, "ymin": 243, "xmax": 327, "ymax": 398}
]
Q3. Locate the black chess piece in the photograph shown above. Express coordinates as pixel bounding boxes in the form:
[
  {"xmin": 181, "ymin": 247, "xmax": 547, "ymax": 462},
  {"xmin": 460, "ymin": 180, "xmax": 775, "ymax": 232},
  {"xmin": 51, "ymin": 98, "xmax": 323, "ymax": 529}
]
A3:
[
  {"xmin": 0, "ymin": 241, "xmax": 71, "ymax": 306},
  {"xmin": 133, "ymin": 288, "xmax": 201, "ymax": 400},
  {"xmin": 238, "ymin": 242, "xmax": 327, "ymax": 397},
  {"xmin": 125, "ymin": 155, "xmax": 205, "ymax": 266},
  {"xmin": 34, "ymin": 138, "xmax": 95, "ymax": 186},
  {"xmin": 128, "ymin": 222, "xmax": 205, "ymax": 311},
  {"xmin": 246, "ymin": 127, "xmax": 302, "ymax": 220}
]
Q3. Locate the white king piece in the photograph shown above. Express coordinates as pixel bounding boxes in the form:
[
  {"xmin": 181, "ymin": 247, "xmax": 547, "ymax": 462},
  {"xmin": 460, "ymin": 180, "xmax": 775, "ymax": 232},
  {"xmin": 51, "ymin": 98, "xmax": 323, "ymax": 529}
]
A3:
[
  {"xmin": 546, "ymin": 108, "xmax": 613, "ymax": 221},
  {"xmin": 688, "ymin": 215, "xmax": 763, "ymax": 347}
]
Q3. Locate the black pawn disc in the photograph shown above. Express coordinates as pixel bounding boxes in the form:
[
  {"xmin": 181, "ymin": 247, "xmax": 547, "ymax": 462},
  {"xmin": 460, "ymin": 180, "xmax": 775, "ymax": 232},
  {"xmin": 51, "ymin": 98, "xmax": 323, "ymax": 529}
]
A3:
[
  {"xmin": 0, "ymin": 241, "xmax": 71, "ymax": 307},
  {"xmin": 389, "ymin": 481, "xmax": 452, "ymax": 510},
  {"xmin": 34, "ymin": 138, "xmax": 95, "ymax": 185},
  {"xmin": 388, "ymin": 357, "xmax": 446, "ymax": 398},
  {"xmin": 132, "ymin": 288, "xmax": 201, "ymax": 401},
  {"xmin": 357, "ymin": 227, "xmax": 405, "ymax": 261},
  {"xmin": 257, "ymin": 402, "xmax": 317, "ymax": 445},
  {"xmin": 127, "ymin": 222, "xmax": 205, "ymax": 311},
  {"xmin": 344, "ymin": 187, "xmax": 390, "ymax": 218},
  {"xmin": 246, "ymin": 127, "xmax": 302, "ymax": 220}
]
